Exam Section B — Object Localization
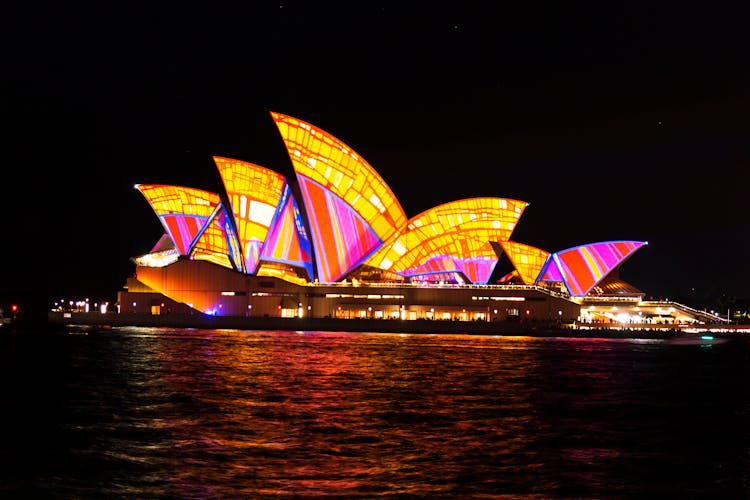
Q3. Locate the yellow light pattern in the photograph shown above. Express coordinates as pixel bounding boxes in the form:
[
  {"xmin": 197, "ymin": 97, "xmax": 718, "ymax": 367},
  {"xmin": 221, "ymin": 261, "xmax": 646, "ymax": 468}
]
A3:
[
  {"xmin": 366, "ymin": 198, "xmax": 528, "ymax": 274},
  {"xmin": 499, "ymin": 240, "xmax": 550, "ymax": 285},
  {"xmin": 271, "ymin": 112, "xmax": 407, "ymax": 243},
  {"xmin": 191, "ymin": 248, "xmax": 233, "ymax": 269},
  {"xmin": 135, "ymin": 184, "xmax": 219, "ymax": 217},
  {"xmin": 213, "ymin": 156, "xmax": 287, "ymax": 273},
  {"xmin": 256, "ymin": 262, "xmax": 309, "ymax": 286},
  {"xmin": 135, "ymin": 184, "xmax": 222, "ymax": 255},
  {"xmin": 190, "ymin": 211, "xmax": 234, "ymax": 270}
]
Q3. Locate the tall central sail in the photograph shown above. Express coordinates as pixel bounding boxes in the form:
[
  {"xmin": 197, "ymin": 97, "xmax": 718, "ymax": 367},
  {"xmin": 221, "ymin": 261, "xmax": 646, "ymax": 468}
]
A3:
[{"xmin": 271, "ymin": 112, "xmax": 407, "ymax": 282}]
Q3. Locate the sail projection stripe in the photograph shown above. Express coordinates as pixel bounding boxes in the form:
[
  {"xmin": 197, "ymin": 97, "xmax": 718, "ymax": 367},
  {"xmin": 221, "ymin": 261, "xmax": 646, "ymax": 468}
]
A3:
[
  {"xmin": 541, "ymin": 241, "xmax": 646, "ymax": 296},
  {"xmin": 403, "ymin": 255, "xmax": 498, "ymax": 284},
  {"xmin": 402, "ymin": 256, "xmax": 457, "ymax": 275},
  {"xmin": 326, "ymin": 193, "xmax": 349, "ymax": 272},
  {"xmin": 557, "ymin": 252, "xmax": 587, "ymax": 296},
  {"xmin": 160, "ymin": 215, "xmax": 205, "ymax": 255},
  {"xmin": 581, "ymin": 247, "xmax": 604, "ymax": 282},
  {"xmin": 458, "ymin": 257, "xmax": 498, "ymax": 285},
  {"xmin": 261, "ymin": 194, "xmax": 314, "ymax": 278},
  {"xmin": 538, "ymin": 255, "xmax": 565, "ymax": 283},
  {"xmin": 243, "ymin": 240, "xmax": 263, "ymax": 273},
  {"xmin": 299, "ymin": 177, "xmax": 336, "ymax": 281},
  {"xmin": 262, "ymin": 197, "xmax": 297, "ymax": 260},
  {"xmin": 298, "ymin": 176, "xmax": 381, "ymax": 282}
]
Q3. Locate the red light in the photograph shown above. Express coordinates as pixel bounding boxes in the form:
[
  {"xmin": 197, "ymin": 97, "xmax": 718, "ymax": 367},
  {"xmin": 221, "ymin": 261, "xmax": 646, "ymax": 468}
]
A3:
[
  {"xmin": 526, "ymin": 309, "xmax": 530, "ymax": 315},
  {"xmin": 11, "ymin": 305, "xmax": 17, "ymax": 313}
]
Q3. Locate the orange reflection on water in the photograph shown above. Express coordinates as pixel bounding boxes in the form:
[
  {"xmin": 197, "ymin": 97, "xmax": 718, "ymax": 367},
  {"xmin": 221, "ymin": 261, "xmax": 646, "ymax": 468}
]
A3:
[{"xmin": 139, "ymin": 329, "xmax": 547, "ymax": 496}]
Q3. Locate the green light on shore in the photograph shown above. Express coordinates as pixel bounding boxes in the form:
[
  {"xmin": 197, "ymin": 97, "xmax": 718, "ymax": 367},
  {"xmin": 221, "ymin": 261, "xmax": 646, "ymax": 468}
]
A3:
[{"xmin": 700, "ymin": 335, "xmax": 714, "ymax": 340}]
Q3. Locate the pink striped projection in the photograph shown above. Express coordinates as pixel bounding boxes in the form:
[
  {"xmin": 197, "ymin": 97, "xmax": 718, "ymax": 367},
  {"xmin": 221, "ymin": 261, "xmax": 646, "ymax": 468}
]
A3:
[
  {"xmin": 298, "ymin": 175, "xmax": 382, "ymax": 282},
  {"xmin": 160, "ymin": 215, "xmax": 207, "ymax": 255},
  {"xmin": 403, "ymin": 255, "xmax": 498, "ymax": 284},
  {"xmin": 538, "ymin": 257, "xmax": 565, "ymax": 282},
  {"xmin": 261, "ymin": 192, "xmax": 314, "ymax": 278},
  {"xmin": 458, "ymin": 257, "xmax": 499, "ymax": 284},
  {"xmin": 537, "ymin": 241, "xmax": 647, "ymax": 296}
]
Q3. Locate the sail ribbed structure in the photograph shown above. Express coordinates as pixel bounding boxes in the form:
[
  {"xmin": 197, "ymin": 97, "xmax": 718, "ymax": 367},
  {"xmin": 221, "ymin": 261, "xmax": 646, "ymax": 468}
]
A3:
[
  {"xmin": 271, "ymin": 111, "xmax": 407, "ymax": 282},
  {"xmin": 366, "ymin": 198, "xmax": 528, "ymax": 284}
]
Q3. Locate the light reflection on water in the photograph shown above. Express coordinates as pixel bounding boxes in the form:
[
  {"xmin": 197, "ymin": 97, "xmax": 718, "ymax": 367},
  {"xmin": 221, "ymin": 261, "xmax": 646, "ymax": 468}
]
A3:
[{"xmin": 3, "ymin": 328, "xmax": 749, "ymax": 498}]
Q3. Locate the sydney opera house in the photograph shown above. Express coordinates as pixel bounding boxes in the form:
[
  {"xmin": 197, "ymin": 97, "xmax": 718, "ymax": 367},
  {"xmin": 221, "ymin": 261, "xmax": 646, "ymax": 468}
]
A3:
[{"xmin": 117, "ymin": 112, "xmax": 716, "ymax": 327}]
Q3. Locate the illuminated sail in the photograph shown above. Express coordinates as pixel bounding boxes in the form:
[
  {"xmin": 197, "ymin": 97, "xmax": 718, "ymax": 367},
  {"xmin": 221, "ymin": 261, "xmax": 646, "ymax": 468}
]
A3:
[
  {"xmin": 260, "ymin": 184, "xmax": 314, "ymax": 279},
  {"xmin": 135, "ymin": 184, "xmax": 221, "ymax": 256},
  {"xmin": 297, "ymin": 176, "xmax": 381, "ymax": 282},
  {"xmin": 271, "ymin": 111, "xmax": 407, "ymax": 282},
  {"xmin": 499, "ymin": 241, "xmax": 550, "ymax": 285},
  {"xmin": 368, "ymin": 198, "xmax": 528, "ymax": 283},
  {"xmin": 537, "ymin": 240, "xmax": 647, "ymax": 296},
  {"xmin": 402, "ymin": 249, "xmax": 499, "ymax": 284},
  {"xmin": 214, "ymin": 156, "xmax": 287, "ymax": 273},
  {"xmin": 190, "ymin": 203, "xmax": 243, "ymax": 271},
  {"xmin": 134, "ymin": 115, "xmax": 648, "ymax": 297}
]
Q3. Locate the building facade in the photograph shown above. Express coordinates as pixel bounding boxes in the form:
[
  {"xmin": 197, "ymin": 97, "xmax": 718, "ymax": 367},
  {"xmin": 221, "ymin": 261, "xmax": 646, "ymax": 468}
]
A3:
[{"xmin": 117, "ymin": 112, "xmax": 721, "ymax": 327}]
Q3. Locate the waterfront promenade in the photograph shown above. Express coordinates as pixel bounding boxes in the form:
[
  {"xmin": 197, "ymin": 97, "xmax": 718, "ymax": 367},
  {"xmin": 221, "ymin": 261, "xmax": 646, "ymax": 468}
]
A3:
[{"xmin": 46, "ymin": 312, "xmax": 748, "ymax": 338}]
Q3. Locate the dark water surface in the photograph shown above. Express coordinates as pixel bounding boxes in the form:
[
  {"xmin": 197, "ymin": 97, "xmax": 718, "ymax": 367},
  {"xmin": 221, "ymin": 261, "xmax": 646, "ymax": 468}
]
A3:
[{"xmin": 3, "ymin": 328, "xmax": 749, "ymax": 498}]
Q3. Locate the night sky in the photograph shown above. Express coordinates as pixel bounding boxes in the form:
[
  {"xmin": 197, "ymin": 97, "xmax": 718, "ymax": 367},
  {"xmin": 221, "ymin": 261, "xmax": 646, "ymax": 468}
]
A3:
[{"xmin": 11, "ymin": 2, "xmax": 749, "ymax": 314}]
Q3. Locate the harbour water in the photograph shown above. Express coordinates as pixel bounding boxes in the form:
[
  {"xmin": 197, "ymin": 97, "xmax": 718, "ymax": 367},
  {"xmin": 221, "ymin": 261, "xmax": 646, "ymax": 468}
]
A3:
[{"xmin": 3, "ymin": 327, "xmax": 749, "ymax": 498}]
